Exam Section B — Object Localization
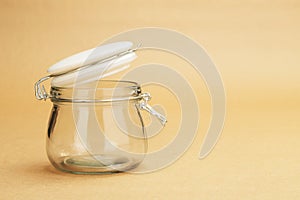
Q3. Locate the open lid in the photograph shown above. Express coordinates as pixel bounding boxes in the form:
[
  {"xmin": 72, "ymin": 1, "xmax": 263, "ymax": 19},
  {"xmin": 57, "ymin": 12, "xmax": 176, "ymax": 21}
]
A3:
[
  {"xmin": 34, "ymin": 41, "xmax": 138, "ymax": 99},
  {"xmin": 48, "ymin": 41, "xmax": 134, "ymax": 75},
  {"xmin": 48, "ymin": 41, "xmax": 137, "ymax": 87}
]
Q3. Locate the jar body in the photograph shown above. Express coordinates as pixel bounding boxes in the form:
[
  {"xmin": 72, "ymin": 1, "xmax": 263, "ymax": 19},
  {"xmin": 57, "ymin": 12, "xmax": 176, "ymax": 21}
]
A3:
[{"xmin": 47, "ymin": 98, "xmax": 146, "ymax": 174}]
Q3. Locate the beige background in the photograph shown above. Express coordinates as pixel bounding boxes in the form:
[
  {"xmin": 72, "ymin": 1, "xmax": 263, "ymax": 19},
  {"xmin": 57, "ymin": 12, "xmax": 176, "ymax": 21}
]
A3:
[{"xmin": 1, "ymin": 0, "xmax": 300, "ymax": 199}]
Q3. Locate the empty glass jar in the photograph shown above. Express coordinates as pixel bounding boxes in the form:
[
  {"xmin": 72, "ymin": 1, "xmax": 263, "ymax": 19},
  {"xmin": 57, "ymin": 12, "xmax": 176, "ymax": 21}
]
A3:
[{"xmin": 35, "ymin": 80, "xmax": 166, "ymax": 174}]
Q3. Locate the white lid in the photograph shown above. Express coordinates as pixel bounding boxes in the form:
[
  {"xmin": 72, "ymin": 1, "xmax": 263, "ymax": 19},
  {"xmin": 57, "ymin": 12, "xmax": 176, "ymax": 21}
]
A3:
[
  {"xmin": 51, "ymin": 52, "xmax": 137, "ymax": 87},
  {"xmin": 47, "ymin": 41, "xmax": 133, "ymax": 75},
  {"xmin": 47, "ymin": 41, "xmax": 137, "ymax": 87}
]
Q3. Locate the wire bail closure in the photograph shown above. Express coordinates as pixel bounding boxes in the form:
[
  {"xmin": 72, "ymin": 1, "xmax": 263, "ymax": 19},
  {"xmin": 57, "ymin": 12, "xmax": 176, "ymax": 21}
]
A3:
[
  {"xmin": 139, "ymin": 93, "xmax": 167, "ymax": 125},
  {"xmin": 34, "ymin": 44, "xmax": 167, "ymax": 125},
  {"xmin": 34, "ymin": 76, "xmax": 51, "ymax": 100},
  {"xmin": 34, "ymin": 44, "xmax": 141, "ymax": 101}
]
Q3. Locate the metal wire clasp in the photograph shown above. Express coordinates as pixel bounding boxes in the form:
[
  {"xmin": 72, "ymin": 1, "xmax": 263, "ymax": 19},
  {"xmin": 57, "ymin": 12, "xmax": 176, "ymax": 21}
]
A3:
[
  {"xmin": 34, "ymin": 44, "xmax": 142, "ymax": 101},
  {"xmin": 139, "ymin": 93, "xmax": 167, "ymax": 126},
  {"xmin": 34, "ymin": 76, "xmax": 51, "ymax": 100}
]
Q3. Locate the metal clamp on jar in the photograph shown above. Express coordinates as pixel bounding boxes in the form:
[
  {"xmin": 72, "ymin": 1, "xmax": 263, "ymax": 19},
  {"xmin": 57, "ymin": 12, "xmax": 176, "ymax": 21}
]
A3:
[{"xmin": 34, "ymin": 41, "xmax": 166, "ymax": 174}]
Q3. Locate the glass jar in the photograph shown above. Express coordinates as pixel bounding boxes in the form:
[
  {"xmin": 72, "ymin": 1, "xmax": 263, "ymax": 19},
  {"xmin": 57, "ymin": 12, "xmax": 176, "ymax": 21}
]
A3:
[{"xmin": 38, "ymin": 80, "xmax": 166, "ymax": 174}]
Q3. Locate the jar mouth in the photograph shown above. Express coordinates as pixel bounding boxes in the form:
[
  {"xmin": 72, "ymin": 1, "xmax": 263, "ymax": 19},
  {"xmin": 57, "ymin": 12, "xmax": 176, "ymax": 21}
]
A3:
[
  {"xmin": 50, "ymin": 80, "xmax": 142, "ymax": 103},
  {"xmin": 52, "ymin": 80, "xmax": 139, "ymax": 89}
]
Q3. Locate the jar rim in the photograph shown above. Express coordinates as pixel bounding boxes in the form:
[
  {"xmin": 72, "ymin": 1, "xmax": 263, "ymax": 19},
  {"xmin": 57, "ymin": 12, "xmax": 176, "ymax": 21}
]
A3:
[{"xmin": 51, "ymin": 80, "xmax": 139, "ymax": 90}]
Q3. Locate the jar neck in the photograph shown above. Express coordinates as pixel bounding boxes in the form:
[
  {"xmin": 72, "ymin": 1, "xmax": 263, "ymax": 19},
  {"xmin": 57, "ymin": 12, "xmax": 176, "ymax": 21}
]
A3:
[{"xmin": 49, "ymin": 80, "xmax": 141, "ymax": 103}]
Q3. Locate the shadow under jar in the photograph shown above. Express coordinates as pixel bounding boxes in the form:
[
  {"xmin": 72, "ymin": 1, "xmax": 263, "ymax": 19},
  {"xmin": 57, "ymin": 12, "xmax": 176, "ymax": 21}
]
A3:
[{"xmin": 46, "ymin": 80, "xmax": 151, "ymax": 174}]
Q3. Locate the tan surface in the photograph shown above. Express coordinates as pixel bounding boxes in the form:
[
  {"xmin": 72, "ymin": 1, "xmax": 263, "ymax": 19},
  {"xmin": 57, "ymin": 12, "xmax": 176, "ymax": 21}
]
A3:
[{"xmin": 1, "ymin": 0, "xmax": 300, "ymax": 199}]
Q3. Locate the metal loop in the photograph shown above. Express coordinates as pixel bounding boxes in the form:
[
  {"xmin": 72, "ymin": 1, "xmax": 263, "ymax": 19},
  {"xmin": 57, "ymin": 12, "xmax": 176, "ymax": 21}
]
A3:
[{"xmin": 34, "ymin": 76, "xmax": 51, "ymax": 100}]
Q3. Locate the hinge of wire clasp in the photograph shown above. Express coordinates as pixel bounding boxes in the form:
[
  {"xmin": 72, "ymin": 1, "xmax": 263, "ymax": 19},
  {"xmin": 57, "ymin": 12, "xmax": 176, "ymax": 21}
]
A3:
[{"xmin": 139, "ymin": 93, "xmax": 167, "ymax": 126}]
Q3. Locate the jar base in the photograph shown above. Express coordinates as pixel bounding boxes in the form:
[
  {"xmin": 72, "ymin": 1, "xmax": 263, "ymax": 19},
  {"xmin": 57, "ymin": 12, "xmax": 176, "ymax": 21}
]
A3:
[{"xmin": 52, "ymin": 154, "xmax": 141, "ymax": 174}]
